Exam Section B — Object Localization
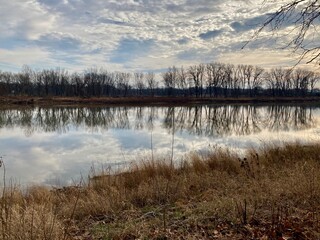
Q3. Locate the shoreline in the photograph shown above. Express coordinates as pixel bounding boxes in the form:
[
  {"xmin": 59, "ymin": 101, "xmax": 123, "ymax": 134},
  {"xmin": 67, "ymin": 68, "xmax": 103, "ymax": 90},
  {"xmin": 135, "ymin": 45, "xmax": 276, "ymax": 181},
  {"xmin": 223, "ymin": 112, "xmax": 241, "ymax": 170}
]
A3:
[{"xmin": 1, "ymin": 96, "xmax": 320, "ymax": 107}]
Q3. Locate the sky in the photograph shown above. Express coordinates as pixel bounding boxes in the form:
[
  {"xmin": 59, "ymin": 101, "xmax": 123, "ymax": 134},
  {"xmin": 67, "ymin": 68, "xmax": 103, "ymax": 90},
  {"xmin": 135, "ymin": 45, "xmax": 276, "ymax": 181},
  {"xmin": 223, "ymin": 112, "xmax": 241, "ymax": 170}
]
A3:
[{"xmin": 0, "ymin": 0, "xmax": 316, "ymax": 73}]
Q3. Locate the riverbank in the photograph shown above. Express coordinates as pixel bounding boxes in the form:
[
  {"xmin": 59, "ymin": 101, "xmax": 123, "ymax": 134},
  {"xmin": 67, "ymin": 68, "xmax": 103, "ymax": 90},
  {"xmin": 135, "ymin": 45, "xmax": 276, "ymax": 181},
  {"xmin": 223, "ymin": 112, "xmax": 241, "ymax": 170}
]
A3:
[
  {"xmin": 1, "ymin": 96, "xmax": 320, "ymax": 107},
  {"xmin": 0, "ymin": 143, "xmax": 319, "ymax": 239}
]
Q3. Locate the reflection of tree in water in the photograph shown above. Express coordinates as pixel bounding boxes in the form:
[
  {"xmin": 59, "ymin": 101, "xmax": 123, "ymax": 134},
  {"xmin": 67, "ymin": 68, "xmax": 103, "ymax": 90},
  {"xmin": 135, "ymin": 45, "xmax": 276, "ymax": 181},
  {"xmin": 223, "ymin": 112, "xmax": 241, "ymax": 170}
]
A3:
[
  {"xmin": 162, "ymin": 105, "xmax": 265, "ymax": 136},
  {"xmin": 146, "ymin": 107, "xmax": 158, "ymax": 131},
  {"xmin": 163, "ymin": 107, "xmax": 174, "ymax": 133},
  {"xmin": 0, "ymin": 107, "xmax": 159, "ymax": 136},
  {"xmin": 135, "ymin": 107, "xmax": 143, "ymax": 130},
  {"xmin": 163, "ymin": 105, "xmax": 316, "ymax": 137},
  {"xmin": 0, "ymin": 105, "xmax": 316, "ymax": 137},
  {"xmin": 0, "ymin": 108, "xmax": 36, "ymax": 136},
  {"xmin": 186, "ymin": 106, "xmax": 262, "ymax": 136},
  {"xmin": 134, "ymin": 106, "xmax": 161, "ymax": 131},
  {"xmin": 265, "ymin": 105, "xmax": 315, "ymax": 132}
]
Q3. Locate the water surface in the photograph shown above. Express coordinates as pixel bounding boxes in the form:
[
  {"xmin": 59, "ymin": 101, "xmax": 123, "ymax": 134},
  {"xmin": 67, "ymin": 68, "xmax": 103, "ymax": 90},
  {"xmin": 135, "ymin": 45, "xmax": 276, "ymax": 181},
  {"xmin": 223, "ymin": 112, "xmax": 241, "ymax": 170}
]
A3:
[{"xmin": 0, "ymin": 104, "xmax": 319, "ymax": 186}]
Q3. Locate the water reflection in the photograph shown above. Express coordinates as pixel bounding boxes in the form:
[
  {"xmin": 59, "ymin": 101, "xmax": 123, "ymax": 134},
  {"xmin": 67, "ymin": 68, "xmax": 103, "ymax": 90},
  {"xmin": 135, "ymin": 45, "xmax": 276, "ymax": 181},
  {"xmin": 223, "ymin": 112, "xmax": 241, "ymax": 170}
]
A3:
[
  {"xmin": 0, "ymin": 105, "xmax": 318, "ymax": 186},
  {"xmin": 0, "ymin": 105, "xmax": 315, "ymax": 137}
]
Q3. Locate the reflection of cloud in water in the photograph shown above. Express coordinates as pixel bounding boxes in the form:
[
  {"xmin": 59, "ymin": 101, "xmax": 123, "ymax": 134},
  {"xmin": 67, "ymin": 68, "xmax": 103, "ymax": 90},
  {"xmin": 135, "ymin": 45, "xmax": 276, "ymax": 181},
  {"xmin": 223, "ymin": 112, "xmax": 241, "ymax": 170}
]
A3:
[
  {"xmin": 110, "ymin": 129, "xmax": 152, "ymax": 151},
  {"xmin": 0, "ymin": 105, "xmax": 319, "ymax": 186},
  {"xmin": 0, "ymin": 129, "xmax": 123, "ymax": 186}
]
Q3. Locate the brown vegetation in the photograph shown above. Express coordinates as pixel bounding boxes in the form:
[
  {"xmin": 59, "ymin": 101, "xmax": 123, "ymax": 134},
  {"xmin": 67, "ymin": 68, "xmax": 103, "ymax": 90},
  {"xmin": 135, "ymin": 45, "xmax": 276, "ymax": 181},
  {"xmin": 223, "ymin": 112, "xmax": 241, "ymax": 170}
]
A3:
[
  {"xmin": 0, "ymin": 143, "xmax": 320, "ymax": 239},
  {"xmin": 1, "ymin": 95, "xmax": 320, "ymax": 107}
]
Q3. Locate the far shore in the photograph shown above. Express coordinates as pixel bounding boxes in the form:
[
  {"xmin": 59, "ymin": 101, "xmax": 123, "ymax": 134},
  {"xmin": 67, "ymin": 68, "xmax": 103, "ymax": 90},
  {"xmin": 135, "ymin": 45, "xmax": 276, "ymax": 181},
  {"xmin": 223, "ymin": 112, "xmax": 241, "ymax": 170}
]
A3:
[{"xmin": 1, "ymin": 95, "xmax": 320, "ymax": 107}]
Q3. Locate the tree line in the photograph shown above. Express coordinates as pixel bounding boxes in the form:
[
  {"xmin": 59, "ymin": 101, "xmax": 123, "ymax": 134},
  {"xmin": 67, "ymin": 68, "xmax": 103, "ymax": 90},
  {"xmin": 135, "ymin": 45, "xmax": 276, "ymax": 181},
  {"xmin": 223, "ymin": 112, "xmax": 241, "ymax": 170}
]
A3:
[{"xmin": 0, "ymin": 63, "xmax": 319, "ymax": 97}]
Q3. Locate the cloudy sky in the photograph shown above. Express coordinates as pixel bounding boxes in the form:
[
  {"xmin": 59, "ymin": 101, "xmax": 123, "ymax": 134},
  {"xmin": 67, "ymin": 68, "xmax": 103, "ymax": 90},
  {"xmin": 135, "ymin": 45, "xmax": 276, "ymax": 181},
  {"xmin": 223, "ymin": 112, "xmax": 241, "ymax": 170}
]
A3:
[{"xmin": 0, "ymin": 0, "xmax": 311, "ymax": 73}]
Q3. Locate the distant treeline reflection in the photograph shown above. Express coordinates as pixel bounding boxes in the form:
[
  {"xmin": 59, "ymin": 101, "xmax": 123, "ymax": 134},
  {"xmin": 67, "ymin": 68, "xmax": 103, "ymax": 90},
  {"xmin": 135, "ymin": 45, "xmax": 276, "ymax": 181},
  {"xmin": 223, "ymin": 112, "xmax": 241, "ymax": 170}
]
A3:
[{"xmin": 0, "ymin": 105, "xmax": 315, "ymax": 137}]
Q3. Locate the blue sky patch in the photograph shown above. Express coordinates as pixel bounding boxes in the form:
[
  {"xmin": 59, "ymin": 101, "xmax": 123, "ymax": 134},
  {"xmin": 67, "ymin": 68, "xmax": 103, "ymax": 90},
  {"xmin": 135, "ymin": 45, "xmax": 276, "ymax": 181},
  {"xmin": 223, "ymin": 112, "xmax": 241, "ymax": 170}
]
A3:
[
  {"xmin": 35, "ymin": 33, "xmax": 82, "ymax": 51},
  {"xmin": 110, "ymin": 38, "xmax": 154, "ymax": 64},
  {"xmin": 199, "ymin": 29, "xmax": 223, "ymax": 40}
]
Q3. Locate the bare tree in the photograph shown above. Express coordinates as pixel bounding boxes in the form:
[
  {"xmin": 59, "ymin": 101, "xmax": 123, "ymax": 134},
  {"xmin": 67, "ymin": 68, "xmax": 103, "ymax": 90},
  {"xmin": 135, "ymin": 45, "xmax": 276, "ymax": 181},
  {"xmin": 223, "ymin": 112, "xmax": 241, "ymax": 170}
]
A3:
[
  {"xmin": 134, "ymin": 72, "xmax": 145, "ymax": 96},
  {"xmin": 309, "ymin": 71, "xmax": 320, "ymax": 94},
  {"xmin": 237, "ymin": 64, "xmax": 254, "ymax": 95},
  {"xmin": 115, "ymin": 72, "xmax": 131, "ymax": 97},
  {"xmin": 265, "ymin": 67, "xmax": 293, "ymax": 96},
  {"xmin": 248, "ymin": 0, "xmax": 320, "ymax": 64},
  {"xmin": 0, "ymin": 71, "xmax": 13, "ymax": 95},
  {"xmin": 188, "ymin": 64, "xmax": 205, "ymax": 97},
  {"xmin": 99, "ymin": 70, "xmax": 115, "ymax": 96},
  {"xmin": 206, "ymin": 63, "xmax": 224, "ymax": 97},
  {"xmin": 252, "ymin": 66, "xmax": 265, "ymax": 95},
  {"xmin": 162, "ymin": 66, "xmax": 178, "ymax": 96},
  {"xmin": 18, "ymin": 65, "xmax": 33, "ymax": 95},
  {"xmin": 56, "ymin": 68, "xmax": 70, "ymax": 96},
  {"xmin": 145, "ymin": 72, "xmax": 158, "ymax": 96},
  {"xmin": 283, "ymin": 68, "xmax": 293, "ymax": 95},
  {"xmin": 224, "ymin": 64, "xmax": 236, "ymax": 97},
  {"xmin": 177, "ymin": 67, "xmax": 188, "ymax": 96},
  {"xmin": 70, "ymin": 73, "xmax": 85, "ymax": 97},
  {"xmin": 292, "ymin": 68, "xmax": 313, "ymax": 95},
  {"xmin": 1, "ymin": 61, "xmax": 318, "ymax": 98}
]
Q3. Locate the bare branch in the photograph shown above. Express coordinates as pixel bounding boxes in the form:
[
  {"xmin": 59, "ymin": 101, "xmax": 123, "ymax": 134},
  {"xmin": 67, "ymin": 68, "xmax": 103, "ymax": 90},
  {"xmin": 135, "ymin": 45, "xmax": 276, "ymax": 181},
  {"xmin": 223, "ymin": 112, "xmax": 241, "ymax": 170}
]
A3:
[{"xmin": 246, "ymin": 0, "xmax": 320, "ymax": 64}]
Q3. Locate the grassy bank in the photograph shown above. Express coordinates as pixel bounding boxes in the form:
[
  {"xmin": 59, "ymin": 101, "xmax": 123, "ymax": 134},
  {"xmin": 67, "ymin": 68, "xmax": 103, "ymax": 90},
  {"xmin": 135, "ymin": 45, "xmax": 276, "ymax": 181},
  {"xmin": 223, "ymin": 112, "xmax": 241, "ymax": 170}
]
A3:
[
  {"xmin": 0, "ymin": 143, "xmax": 320, "ymax": 239},
  {"xmin": 1, "ymin": 96, "xmax": 320, "ymax": 107}
]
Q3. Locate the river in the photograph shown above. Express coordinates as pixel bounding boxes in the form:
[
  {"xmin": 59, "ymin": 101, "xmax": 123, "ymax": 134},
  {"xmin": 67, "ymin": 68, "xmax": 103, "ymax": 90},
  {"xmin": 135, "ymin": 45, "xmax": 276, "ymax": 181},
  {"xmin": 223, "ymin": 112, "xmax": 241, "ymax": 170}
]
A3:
[{"xmin": 0, "ymin": 104, "xmax": 319, "ymax": 186}]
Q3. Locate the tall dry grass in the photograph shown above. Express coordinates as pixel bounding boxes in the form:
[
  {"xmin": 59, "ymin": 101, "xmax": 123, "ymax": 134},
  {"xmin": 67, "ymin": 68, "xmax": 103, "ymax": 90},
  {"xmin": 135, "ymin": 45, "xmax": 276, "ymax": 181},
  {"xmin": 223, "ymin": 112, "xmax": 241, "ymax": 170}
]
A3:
[{"xmin": 0, "ymin": 142, "xmax": 319, "ymax": 239}]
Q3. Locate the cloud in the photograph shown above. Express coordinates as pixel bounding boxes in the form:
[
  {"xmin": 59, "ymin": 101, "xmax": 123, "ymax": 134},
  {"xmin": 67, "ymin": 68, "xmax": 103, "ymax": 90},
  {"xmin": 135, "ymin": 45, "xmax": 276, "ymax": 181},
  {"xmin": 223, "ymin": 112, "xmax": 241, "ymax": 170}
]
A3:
[
  {"xmin": 0, "ymin": 0, "xmax": 55, "ymax": 40},
  {"xmin": 199, "ymin": 29, "xmax": 223, "ymax": 40},
  {"xmin": 217, "ymin": 48, "xmax": 318, "ymax": 71},
  {"xmin": 0, "ymin": 47, "xmax": 51, "ymax": 69},
  {"xmin": 0, "ymin": 0, "xmax": 318, "ymax": 72}
]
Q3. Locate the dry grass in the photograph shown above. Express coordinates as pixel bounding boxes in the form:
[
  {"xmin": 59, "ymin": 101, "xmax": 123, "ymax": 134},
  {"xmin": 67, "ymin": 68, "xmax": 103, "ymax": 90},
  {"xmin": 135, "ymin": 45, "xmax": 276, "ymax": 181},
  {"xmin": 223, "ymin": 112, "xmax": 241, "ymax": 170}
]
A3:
[
  {"xmin": 1, "ymin": 96, "xmax": 320, "ymax": 107},
  {"xmin": 1, "ymin": 142, "xmax": 320, "ymax": 239}
]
